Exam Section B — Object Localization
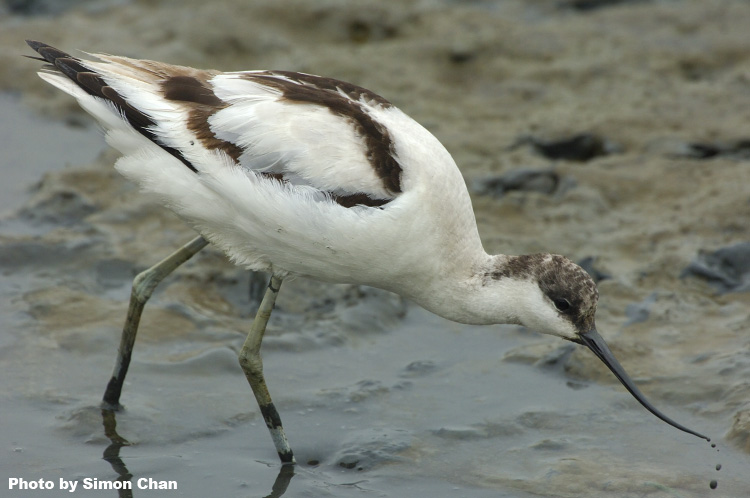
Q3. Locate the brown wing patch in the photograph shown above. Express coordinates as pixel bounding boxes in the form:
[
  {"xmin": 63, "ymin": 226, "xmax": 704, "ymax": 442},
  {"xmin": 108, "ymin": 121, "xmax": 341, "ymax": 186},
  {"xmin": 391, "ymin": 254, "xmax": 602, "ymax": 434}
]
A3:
[
  {"xmin": 160, "ymin": 76, "xmax": 243, "ymax": 163},
  {"xmin": 265, "ymin": 70, "xmax": 393, "ymax": 107},
  {"xmin": 257, "ymin": 172, "xmax": 390, "ymax": 208},
  {"xmin": 329, "ymin": 193, "xmax": 390, "ymax": 208},
  {"xmin": 162, "ymin": 75, "xmax": 223, "ymax": 106}
]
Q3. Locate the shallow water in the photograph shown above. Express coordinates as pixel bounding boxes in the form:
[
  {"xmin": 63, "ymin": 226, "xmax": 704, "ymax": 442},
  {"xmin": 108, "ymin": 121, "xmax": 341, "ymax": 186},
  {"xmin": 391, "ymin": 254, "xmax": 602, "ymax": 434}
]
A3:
[
  {"xmin": 0, "ymin": 93, "xmax": 104, "ymax": 215},
  {"xmin": 2, "ymin": 0, "xmax": 750, "ymax": 496}
]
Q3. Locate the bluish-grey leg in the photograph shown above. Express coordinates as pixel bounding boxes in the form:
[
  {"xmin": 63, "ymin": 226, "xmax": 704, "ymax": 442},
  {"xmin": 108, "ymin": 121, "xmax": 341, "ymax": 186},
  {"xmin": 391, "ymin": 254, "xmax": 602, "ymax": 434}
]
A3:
[
  {"xmin": 102, "ymin": 236, "xmax": 209, "ymax": 409},
  {"xmin": 238, "ymin": 275, "xmax": 295, "ymax": 464}
]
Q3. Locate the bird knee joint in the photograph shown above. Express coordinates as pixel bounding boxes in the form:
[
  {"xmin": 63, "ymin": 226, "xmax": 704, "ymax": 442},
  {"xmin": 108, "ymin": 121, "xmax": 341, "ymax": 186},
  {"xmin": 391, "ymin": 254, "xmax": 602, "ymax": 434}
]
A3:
[
  {"xmin": 132, "ymin": 270, "xmax": 159, "ymax": 302},
  {"xmin": 238, "ymin": 350, "xmax": 263, "ymax": 377}
]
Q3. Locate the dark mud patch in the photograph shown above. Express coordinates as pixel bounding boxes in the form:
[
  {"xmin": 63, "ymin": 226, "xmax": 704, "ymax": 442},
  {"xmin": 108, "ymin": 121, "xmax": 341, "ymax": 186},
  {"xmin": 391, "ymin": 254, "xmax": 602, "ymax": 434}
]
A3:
[
  {"xmin": 681, "ymin": 242, "xmax": 750, "ymax": 293},
  {"xmin": 511, "ymin": 133, "xmax": 619, "ymax": 162}
]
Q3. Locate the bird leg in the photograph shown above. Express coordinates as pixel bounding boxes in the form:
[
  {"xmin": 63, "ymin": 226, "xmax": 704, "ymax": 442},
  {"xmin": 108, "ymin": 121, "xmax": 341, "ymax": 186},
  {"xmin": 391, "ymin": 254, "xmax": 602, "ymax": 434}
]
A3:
[
  {"xmin": 238, "ymin": 275, "xmax": 295, "ymax": 465},
  {"xmin": 102, "ymin": 235, "xmax": 209, "ymax": 410}
]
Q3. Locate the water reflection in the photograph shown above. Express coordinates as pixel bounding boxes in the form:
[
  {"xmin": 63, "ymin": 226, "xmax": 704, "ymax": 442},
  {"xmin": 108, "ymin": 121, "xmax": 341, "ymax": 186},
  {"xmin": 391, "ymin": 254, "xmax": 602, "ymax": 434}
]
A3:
[
  {"xmin": 262, "ymin": 465, "xmax": 295, "ymax": 498},
  {"xmin": 100, "ymin": 409, "xmax": 133, "ymax": 498},
  {"xmin": 99, "ymin": 409, "xmax": 295, "ymax": 497}
]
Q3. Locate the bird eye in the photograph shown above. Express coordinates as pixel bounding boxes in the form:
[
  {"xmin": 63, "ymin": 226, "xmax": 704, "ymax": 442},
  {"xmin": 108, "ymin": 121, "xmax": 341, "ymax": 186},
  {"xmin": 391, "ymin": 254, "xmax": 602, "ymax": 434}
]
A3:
[{"xmin": 553, "ymin": 298, "xmax": 571, "ymax": 312}]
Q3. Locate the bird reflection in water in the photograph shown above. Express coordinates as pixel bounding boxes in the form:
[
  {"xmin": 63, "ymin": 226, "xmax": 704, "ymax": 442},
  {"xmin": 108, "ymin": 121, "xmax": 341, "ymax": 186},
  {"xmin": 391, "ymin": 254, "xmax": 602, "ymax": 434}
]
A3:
[{"xmin": 99, "ymin": 409, "xmax": 295, "ymax": 497}]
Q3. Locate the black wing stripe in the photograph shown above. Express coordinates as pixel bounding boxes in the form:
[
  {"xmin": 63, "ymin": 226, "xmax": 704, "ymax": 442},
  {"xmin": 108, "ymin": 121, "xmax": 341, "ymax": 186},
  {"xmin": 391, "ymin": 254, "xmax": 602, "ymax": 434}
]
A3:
[{"xmin": 26, "ymin": 40, "xmax": 197, "ymax": 173}]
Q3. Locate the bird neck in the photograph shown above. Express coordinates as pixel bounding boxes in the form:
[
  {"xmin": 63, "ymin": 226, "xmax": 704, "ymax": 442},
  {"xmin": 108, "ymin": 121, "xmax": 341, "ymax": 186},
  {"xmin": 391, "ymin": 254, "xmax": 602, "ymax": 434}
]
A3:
[{"xmin": 407, "ymin": 253, "xmax": 536, "ymax": 326}]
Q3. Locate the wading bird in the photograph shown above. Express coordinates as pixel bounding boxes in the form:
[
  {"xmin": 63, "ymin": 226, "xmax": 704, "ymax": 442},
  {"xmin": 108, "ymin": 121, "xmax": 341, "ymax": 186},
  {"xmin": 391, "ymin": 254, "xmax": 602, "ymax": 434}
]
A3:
[{"xmin": 26, "ymin": 40, "xmax": 707, "ymax": 465}]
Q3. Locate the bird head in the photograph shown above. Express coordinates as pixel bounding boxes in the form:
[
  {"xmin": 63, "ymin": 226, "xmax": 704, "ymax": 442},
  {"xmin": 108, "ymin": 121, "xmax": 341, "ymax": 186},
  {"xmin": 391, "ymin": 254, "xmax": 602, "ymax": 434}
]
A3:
[{"xmin": 501, "ymin": 254, "xmax": 708, "ymax": 441}]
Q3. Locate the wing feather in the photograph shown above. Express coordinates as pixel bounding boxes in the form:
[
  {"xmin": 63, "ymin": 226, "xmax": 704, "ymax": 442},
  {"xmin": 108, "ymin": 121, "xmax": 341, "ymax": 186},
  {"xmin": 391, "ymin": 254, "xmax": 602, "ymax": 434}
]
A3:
[
  {"xmin": 27, "ymin": 41, "xmax": 403, "ymax": 208},
  {"xmin": 210, "ymin": 72, "xmax": 399, "ymax": 200}
]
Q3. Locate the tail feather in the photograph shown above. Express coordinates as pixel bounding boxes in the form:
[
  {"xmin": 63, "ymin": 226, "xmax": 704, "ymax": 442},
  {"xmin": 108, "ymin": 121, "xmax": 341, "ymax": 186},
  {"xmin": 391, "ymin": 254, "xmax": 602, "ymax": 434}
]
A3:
[{"xmin": 25, "ymin": 40, "xmax": 197, "ymax": 173}]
